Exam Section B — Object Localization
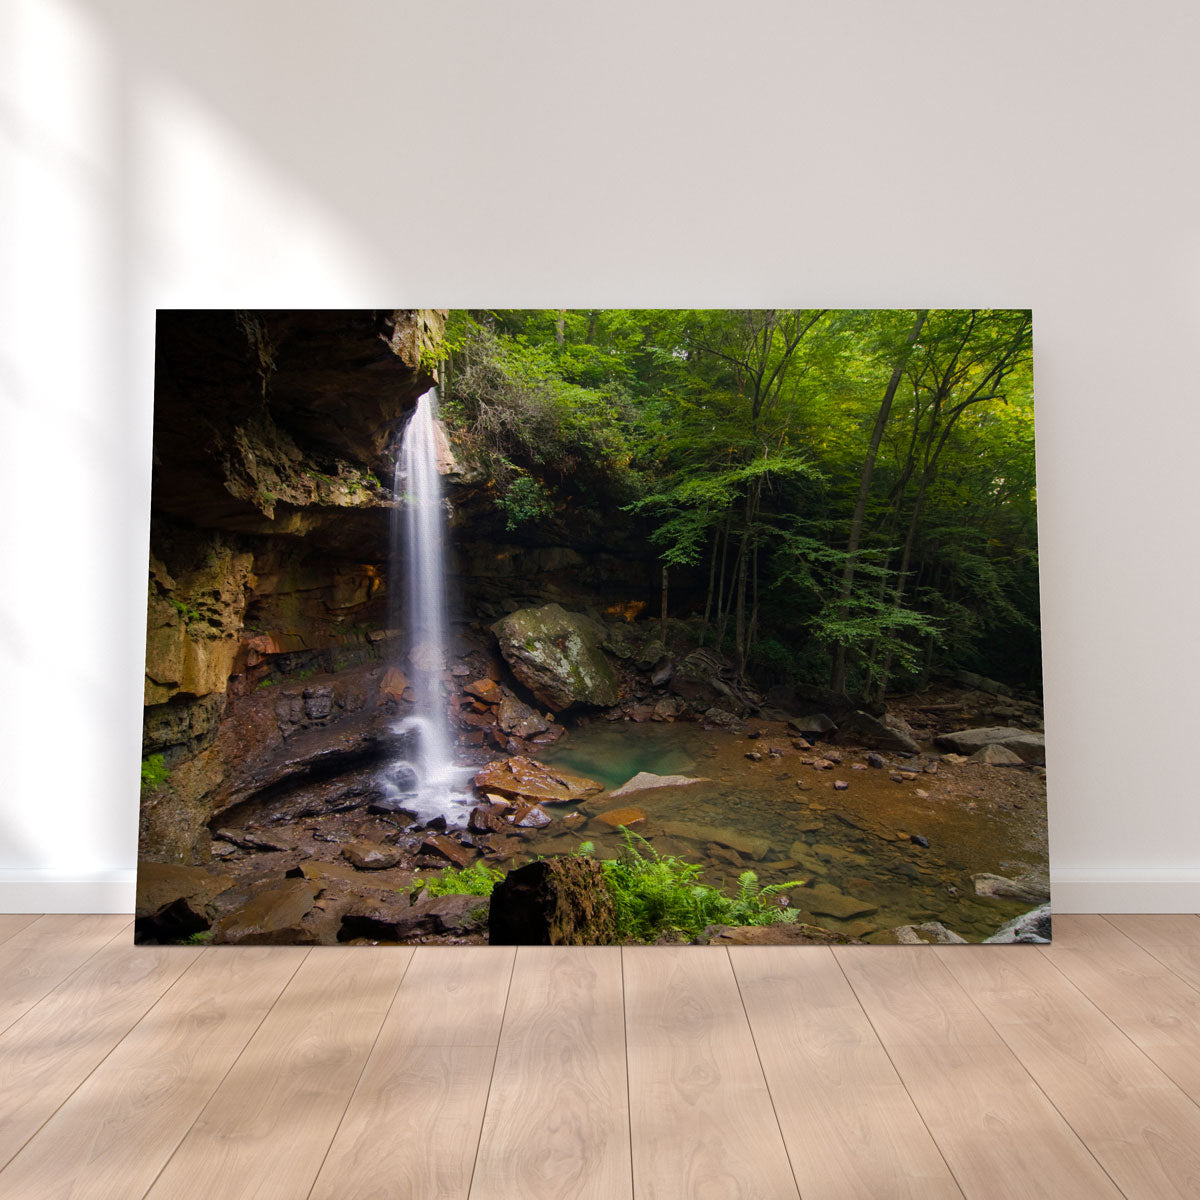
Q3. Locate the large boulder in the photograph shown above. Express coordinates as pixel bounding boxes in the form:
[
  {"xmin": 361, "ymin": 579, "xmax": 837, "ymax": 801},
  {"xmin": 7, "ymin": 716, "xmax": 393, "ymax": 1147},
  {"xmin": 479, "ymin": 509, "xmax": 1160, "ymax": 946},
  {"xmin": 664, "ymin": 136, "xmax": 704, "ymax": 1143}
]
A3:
[
  {"xmin": 984, "ymin": 904, "xmax": 1052, "ymax": 943},
  {"xmin": 934, "ymin": 726, "xmax": 1046, "ymax": 765},
  {"xmin": 490, "ymin": 604, "xmax": 619, "ymax": 711},
  {"xmin": 488, "ymin": 857, "xmax": 617, "ymax": 945},
  {"xmin": 609, "ymin": 771, "xmax": 707, "ymax": 797},
  {"xmin": 835, "ymin": 710, "xmax": 920, "ymax": 755}
]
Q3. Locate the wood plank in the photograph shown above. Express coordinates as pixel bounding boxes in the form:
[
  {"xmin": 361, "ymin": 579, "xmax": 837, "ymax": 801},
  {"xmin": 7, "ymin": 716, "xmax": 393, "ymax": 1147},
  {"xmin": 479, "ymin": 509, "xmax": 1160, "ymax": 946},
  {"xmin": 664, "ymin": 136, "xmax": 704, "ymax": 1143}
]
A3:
[
  {"xmin": 1105, "ymin": 913, "xmax": 1200, "ymax": 991},
  {"xmin": 0, "ymin": 939, "xmax": 201, "ymax": 1170},
  {"xmin": 732, "ymin": 946, "xmax": 963, "ymax": 1200},
  {"xmin": 0, "ymin": 915, "xmax": 130, "ymax": 1035},
  {"xmin": 0, "ymin": 914, "xmax": 40, "ymax": 945},
  {"xmin": 471, "ymin": 947, "xmax": 630, "ymax": 1200},
  {"xmin": 1041, "ymin": 913, "xmax": 1200, "ymax": 1102},
  {"xmin": 310, "ymin": 947, "xmax": 515, "ymax": 1200},
  {"xmin": 834, "ymin": 946, "xmax": 1123, "ymax": 1200},
  {"xmin": 623, "ymin": 947, "xmax": 799, "ymax": 1200},
  {"xmin": 144, "ymin": 946, "xmax": 411, "ymax": 1200},
  {"xmin": 938, "ymin": 942, "xmax": 1200, "ymax": 1199},
  {"xmin": 0, "ymin": 946, "xmax": 307, "ymax": 1200}
]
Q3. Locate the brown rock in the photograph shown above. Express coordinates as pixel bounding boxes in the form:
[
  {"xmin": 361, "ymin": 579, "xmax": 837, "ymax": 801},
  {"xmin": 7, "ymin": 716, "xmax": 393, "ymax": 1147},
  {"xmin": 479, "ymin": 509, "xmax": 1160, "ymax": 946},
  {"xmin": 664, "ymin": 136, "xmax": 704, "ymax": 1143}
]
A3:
[
  {"xmin": 468, "ymin": 805, "xmax": 509, "ymax": 834},
  {"xmin": 340, "ymin": 893, "xmax": 488, "ymax": 942},
  {"xmin": 342, "ymin": 842, "xmax": 403, "ymax": 871},
  {"xmin": 595, "ymin": 805, "xmax": 648, "ymax": 829},
  {"xmin": 805, "ymin": 883, "xmax": 879, "ymax": 920},
  {"xmin": 658, "ymin": 821, "xmax": 770, "ymax": 860},
  {"xmin": 420, "ymin": 833, "xmax": 474, "ymax": 867},
  {"xmin": 380, "ymin": 667, "xmax": 410, "ymax": 703},
  {"xmin": 210, "ymin": 878, "xmax": 321, "ymax": 944},
  {"xmin": 507, "ymin": 802, "xmax": 552, "ymax": 830},
  {"xmin": 134, "ymin": 861, "xmax": 234, "ymax": 941},
  {"xmin": 465, "ymin": 678, "xmax": 501, "ymax": 702},
  {"xmin": 495, "ymin": 695, "xmax": 550, "ymax": 738},
  {"xmin": 473, "ymin": 755, "xmax": 603, "ymax": 805}
]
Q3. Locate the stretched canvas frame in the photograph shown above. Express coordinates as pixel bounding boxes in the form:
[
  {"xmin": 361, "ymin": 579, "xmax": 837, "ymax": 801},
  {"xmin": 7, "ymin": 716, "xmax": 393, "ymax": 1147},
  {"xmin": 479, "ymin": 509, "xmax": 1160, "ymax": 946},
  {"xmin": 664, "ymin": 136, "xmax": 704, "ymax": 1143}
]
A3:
[{"xmin": 137, "ymin": 308, "xmax": 1048, "ymax": 946}]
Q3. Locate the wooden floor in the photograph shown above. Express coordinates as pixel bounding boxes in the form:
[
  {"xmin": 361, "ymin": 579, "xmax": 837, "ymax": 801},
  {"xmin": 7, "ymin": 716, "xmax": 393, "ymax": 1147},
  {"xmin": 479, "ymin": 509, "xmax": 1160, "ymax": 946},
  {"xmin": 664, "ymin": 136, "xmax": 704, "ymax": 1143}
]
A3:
[{"xmin": 0, "ymin": 915, "xmax": 1198, "ymax": 1198}]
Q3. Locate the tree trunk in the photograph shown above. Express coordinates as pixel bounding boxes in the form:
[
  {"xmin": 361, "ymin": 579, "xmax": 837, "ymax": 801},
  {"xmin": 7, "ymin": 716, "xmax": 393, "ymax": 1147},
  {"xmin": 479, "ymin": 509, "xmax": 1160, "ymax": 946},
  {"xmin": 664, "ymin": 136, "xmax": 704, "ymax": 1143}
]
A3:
[
  {"xmin": 660, "ymin": 564, "xmax": 669, "ymax": 646},
  {"xmin": 830, "ymin": 309, "xmax": 927, "ymax": 694}
]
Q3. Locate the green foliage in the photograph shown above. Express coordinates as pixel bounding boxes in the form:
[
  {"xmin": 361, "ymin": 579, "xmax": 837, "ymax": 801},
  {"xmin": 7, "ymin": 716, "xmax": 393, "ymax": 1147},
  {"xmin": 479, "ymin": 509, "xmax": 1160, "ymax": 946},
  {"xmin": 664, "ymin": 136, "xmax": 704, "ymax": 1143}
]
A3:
[
  {"xmin": 413, "ymin": 860, "xmax": 505, "ymax": 898},
  {"xmin": 183, "ymin": 929, "xmax": 213, "ymax": 944},
  {"xmin": 140, "ymin": 754, "xmax": 170, "ymax": 794},
  {"xmin": 169, "ymin": 597, "xmax": 203, "ymax": 626},
  {"xmin": 498, "ymin": 473, "xmax": 555, "ymax": 530},
  {"xmin": 439, "ymin": 307, "xmax": 1039, "ymax": 690},
  {"xmin": 596, "ymin": 829, "xmax": 805, "ymax": 942},
  {"xmin": 255, "ymin": 677, "xmax": 276, "ymax": 690}
]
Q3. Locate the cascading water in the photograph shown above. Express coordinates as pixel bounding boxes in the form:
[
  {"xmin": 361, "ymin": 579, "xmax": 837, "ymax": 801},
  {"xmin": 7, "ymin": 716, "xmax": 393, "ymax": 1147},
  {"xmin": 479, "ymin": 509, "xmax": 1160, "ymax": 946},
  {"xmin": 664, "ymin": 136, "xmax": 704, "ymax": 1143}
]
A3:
[{"xmin": 380, "ymin": 388, "xmax": 474, "ymax": 826}]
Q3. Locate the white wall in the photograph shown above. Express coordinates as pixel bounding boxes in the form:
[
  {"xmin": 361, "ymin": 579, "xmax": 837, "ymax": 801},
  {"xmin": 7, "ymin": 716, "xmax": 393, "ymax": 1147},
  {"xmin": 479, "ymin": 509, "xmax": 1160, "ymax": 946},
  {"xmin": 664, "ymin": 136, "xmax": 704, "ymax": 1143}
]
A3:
[{"xmin": 2, "ymin": 0, "xmax": 1197, "ymax": 913}]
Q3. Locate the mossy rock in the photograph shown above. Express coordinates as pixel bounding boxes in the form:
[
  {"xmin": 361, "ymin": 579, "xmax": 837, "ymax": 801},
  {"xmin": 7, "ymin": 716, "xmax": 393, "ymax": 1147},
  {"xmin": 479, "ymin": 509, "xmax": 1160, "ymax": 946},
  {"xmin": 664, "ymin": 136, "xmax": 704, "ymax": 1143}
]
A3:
[
  {"xmin": 490, "ymin": 603, "xmax": 619, "ymax": 711},
  {"xmin": 488, "ymin": 856, "xmax": 617, "ymax": 945}
]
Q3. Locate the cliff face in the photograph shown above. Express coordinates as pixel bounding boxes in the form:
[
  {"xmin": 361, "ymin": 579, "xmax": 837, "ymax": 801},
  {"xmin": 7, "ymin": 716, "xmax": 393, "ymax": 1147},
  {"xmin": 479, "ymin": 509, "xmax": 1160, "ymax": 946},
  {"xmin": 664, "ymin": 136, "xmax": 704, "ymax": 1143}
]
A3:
[
  {"xmin": 141, "ymin": 309, "xmax": 669, "ymax": 865},
  {"xmin": 142, "ymin": 310, "xmax": 444, "ymax": 859}
]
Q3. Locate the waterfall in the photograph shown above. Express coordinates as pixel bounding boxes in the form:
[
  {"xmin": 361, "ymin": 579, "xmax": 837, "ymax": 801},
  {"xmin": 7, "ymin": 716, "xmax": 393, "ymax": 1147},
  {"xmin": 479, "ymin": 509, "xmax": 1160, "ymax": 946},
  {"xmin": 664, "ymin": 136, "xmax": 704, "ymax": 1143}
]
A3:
[{"xmin": 381, "ymin": 389, "xmax": 473, "ymax": 826}]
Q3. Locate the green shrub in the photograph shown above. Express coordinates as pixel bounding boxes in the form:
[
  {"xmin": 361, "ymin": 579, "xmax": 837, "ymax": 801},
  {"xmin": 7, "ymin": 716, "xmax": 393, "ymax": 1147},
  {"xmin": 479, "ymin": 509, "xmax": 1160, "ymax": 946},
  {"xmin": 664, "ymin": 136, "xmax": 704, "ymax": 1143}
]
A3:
[
  {"xmin": 498, "ymin": 474, "xmax": 554, "ymax": 530},
  {"xmin": 413, "ymin": 860, "xmax": 505, "ymax": 898},
  {"xmin": 593, "ymin": 829, "xmax": 805, "ymax": 943},
  {"xmin": 140, "ymin": 754, "xmax": 170, "ymax": 794}
]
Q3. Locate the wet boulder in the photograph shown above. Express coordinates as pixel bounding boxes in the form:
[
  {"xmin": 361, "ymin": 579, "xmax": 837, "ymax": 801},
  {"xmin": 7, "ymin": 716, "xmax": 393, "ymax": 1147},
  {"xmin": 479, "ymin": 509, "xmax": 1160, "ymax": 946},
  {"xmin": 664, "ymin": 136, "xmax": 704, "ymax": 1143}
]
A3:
[
  {"xmin": 984, "ymin": 904, "xmax": 1052, "ymax": 943},
  {"xmin": 968, "ymin": 744, "xmax": 1025, "ymax": 767},
  {"xmin": 609, "ymin": 771, "xmax": 706, "ymax": 797},
  {"xmin": 491, "ymin": 604, "xmax": 619, "ymax": 710},
  {"xmin": 893, "ymin": 921, "xmax": 969, "ymax": 944},
  {"xmin": 495, "ymin": 694, "xmax": 550, "ymax": 738},
  {"xmin": 835, "ymin": 711, "xmax": 920, "ymax": 755},
  {"xmin": 342, "ymin": 841, "xmax": 404, "ymax": 870},
  {"xmin": 473, "ymin": 755, "xmax": 603, "ymax": 805},
  {"xmin": 934, "ymin": 726, "xmax": 1046, "ymax": 766}
]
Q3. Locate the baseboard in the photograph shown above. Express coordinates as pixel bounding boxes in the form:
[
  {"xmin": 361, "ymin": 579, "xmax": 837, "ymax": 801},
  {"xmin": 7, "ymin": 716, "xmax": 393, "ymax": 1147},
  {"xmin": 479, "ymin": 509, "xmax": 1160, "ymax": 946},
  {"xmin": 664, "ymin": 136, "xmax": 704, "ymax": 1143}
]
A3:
[
  {"xmin": 1050, "ymin": 868, "xmax": 1200, "ymax": 914},
  {"xmin": 0, "ymin": 870, "xmax": 137, "ymax": 914},
  {"xmin": 1, "ymin": 868, "xmax": 1197, "ymax": 916}
]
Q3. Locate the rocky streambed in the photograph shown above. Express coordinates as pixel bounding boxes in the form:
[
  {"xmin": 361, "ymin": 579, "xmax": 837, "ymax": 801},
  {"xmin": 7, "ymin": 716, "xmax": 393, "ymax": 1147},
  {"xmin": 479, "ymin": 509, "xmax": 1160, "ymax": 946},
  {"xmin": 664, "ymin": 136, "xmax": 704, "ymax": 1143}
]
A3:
[{"xmin": 136, "ymin": 609, "xmax": 1050, "ymax": 946}]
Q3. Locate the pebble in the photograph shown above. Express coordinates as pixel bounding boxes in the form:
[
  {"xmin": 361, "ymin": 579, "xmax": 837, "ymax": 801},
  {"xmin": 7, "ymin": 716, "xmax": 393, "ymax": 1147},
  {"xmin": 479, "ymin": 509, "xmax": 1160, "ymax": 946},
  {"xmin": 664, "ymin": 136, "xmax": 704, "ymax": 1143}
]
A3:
[
  {"xmin": 851, "ymin": 763, "xmax": 867, "ymax": 771},
  {"xmin": 745, "ymin": 751, "xmax": 763, "ymax": 762},
  {"xmin": 914, "ymin": 788, "xmax": 929, "ymax": 799},
  {"xmin": 865, "ymin": 752, "xmax": 885, "ymax": 769},
  {"xmin": 910, "ymin": 834, "xmax": 930, "ymax": 848},
  {"xmin": 833, "ymin": 780, "xmax": 849, "ymax": 791}
]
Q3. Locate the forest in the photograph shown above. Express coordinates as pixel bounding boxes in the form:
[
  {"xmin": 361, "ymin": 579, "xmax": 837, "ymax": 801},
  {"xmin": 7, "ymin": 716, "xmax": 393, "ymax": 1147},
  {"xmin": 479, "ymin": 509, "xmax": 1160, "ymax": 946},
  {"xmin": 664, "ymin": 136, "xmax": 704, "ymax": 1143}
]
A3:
[{"xmin": 437, "ymin": 308, "xmax": 1038, "ymax": 700}]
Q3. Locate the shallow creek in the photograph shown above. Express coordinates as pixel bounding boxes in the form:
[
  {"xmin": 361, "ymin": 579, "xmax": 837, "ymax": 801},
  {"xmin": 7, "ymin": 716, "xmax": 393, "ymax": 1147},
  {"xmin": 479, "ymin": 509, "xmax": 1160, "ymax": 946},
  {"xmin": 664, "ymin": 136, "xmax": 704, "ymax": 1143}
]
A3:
[{"xmin": 521, "ymin": 718, "xmax": 1047, "ymax": 942}]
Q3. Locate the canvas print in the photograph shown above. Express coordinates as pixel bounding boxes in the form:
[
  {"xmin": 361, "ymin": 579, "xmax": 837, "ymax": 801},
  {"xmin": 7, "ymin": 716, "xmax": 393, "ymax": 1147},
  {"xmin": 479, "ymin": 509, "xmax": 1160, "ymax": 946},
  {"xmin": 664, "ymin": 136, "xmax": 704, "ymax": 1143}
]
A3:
[{"xmin": 137, "ymin": 309, "xmax": 1048, "ymax": 946}]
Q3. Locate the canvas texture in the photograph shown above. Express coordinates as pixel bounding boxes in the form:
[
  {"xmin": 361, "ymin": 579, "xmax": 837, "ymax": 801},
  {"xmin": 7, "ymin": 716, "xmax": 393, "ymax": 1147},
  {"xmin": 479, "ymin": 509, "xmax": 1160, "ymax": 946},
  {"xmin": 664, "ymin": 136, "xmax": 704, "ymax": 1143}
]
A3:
[{"xmin": 137, "ymin": 309, "xmax": 1048, "ymax": 947}]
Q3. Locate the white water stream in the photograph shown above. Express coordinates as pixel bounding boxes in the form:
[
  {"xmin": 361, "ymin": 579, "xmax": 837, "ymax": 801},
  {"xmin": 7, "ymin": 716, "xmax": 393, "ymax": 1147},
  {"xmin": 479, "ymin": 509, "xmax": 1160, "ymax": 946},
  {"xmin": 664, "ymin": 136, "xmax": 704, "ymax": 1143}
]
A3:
[{"xmin": 381, "ymin": 389, "xmax": 474, "ymax": 826}]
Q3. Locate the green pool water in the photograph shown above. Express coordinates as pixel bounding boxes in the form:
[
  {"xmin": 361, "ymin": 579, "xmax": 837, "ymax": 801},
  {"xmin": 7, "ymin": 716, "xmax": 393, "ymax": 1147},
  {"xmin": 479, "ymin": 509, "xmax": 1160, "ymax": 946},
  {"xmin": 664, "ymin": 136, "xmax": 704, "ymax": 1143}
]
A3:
[{"xmin": 537, "ymin": 720, "xmax": 705, "ymax": 789}]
